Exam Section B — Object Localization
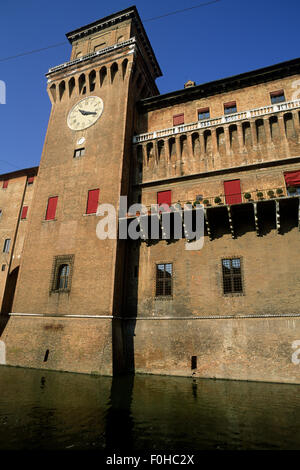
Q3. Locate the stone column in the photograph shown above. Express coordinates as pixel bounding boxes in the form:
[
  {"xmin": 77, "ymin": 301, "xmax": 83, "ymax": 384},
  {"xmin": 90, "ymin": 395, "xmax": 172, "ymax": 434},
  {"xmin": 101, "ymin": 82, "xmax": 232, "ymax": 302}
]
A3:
[
  {"xmin": 292, "ymin": 110, "xmax": 300, "ymax": 143},
  {"xmin": 175, "ymin": 135, "xmax": 182, "ymax": 176},
  {"xmin": 212, "ymin": 128, "xmax": 221, "ymax": 170},
  {"xmin": 224, "ymin": 126, "xmax": 231, "ymax": 167},
  {"xmin": 278, "ymin": 115, "xmax": 289, "ymax": 156},
  {"xmin": 187, "ymin": 133, "xmax": 196, "ymax": 173},
  {"xmin": 237, "ymin": 122, "xmax": 244, "ymax": 150},
  {"xmin": 250, "ymin": 120, "xmax": 258, "ymax": 148},
  {"xmin": 165, "ymin": 139, "xmax": 171, "ymax": 178},
  {"xmin": 263, "ymin": 117, "xmax": 273, "ymax": 160}
]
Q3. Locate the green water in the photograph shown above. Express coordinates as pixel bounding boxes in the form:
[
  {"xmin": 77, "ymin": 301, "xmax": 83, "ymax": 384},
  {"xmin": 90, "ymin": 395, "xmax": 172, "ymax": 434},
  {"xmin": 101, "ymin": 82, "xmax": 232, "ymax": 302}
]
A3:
[{"xmin": 0, "ymin": 365, "xmax": 300, "ymax": 450}]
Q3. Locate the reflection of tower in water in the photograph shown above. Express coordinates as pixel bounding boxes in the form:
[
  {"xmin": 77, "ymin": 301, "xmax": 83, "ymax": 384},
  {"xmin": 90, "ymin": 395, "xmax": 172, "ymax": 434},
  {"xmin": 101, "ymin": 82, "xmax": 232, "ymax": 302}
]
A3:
[{"xmin": 105, "ymin": 375, "xmax": 135, "ymax": 451}]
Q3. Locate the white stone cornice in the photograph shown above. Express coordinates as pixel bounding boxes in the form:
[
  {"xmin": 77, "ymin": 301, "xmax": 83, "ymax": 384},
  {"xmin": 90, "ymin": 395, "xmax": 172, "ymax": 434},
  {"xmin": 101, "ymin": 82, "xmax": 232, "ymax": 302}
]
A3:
[{"xmin": 46, "ymin": 38, "xmax": 136, "ymax": 76}]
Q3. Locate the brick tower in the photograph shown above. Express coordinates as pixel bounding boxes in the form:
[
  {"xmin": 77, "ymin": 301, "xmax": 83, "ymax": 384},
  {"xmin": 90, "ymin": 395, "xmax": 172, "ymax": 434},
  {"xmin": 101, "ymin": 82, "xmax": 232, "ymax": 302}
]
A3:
[{"xmin": 7, "ymin": 7, "xmax": 161, "ymax": 374}]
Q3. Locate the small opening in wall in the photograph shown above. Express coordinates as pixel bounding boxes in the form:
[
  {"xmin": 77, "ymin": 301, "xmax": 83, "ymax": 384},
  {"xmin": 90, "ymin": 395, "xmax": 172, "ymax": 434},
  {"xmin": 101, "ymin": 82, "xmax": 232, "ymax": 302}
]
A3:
[
  {"xmin": 191, "ymin": 356, "xmax": 197, "ymax": 370},
  {"xmin": 1, "ymin": 265, "xmax": 5, "ymax": 271},
  {"xmin": 43, "ymin": 349, "xmax": 49, "ymax": 362}
]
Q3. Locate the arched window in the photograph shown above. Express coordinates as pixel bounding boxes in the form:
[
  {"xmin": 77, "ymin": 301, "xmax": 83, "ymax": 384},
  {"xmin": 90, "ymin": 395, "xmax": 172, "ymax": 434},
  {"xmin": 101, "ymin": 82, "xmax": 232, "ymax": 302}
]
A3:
[
  {"xmin": 57, "ymin": 264, "xmax": 70, "ymax": 290},
  {"xmin": 51, "ymin": 255, "xmax": 74, "ymax": 293}
]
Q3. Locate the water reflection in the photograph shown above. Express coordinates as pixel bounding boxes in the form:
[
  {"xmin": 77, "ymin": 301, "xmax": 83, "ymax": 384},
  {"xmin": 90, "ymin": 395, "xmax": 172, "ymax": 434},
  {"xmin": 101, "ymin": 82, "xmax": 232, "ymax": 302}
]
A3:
[{"xmin": 0, "ymin": 365, "xmax": 300, "ymax": 450}]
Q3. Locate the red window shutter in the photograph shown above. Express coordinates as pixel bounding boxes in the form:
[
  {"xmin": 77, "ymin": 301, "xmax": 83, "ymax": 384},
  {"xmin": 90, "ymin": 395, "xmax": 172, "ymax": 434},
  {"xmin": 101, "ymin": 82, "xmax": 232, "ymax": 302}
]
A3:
[
  {"xmin": 173, "ymin": 114, "xmax": 184, "ymax": 126},
  {"xmin": 27, "ymin": 177, "xmax": 34, "ymax": 184},
  {"xmin": 198, "ymin": 107, "xmax": 209, "ymax": 113},
  {"xmin": 224, "ymin": 101, "xmax": 236, "ymax": 108},
  {"xmin": 86, "ymin": 189, "xmax": 99, "ymax": 214},
  {"xmin": 21, "ymin": 206, "xmax": 28, "ymax": 220},
  {"xmin": 224, "ymin": 180, "xmax": 242, "ymax": 205},
  {"xmin": 270, "ymin": 89, "xmax": 284, "ymax": 97},
  {"xmin": 45, "ymin": 196, "xmax": 58, "ymax": 220},
  {"xmin": 284, "ymin": 171, "xmax": 300, "ymax": 186},
  {"xmin": 157, "ymin": 190, "xmax": 172, "ymax": 210},
  {"xmin": 3, "ymin": 180, "xmax": 9, "ymax": 189}
]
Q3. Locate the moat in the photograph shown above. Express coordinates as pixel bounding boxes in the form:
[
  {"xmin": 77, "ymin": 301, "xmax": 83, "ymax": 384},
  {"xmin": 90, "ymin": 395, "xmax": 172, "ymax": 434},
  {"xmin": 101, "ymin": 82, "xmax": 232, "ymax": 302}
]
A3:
[{"xmin": 0, "ymin": 365, "xmax": 300, "ymax": 451}]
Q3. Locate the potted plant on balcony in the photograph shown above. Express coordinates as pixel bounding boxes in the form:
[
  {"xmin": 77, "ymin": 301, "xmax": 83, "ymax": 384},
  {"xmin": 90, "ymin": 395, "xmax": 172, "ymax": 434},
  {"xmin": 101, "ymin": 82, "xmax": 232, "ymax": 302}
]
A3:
[
  {"xmin": 244, "ymin": 192, "xmax": 251, "ymax": 201},
  {"xmin": 276, "ymin": 188, "xmax": 284, "ymax": 197},
  {"xmin": 256, "ymin": 191, "xmax": 264, "ymax": 200},
  {"xmin": 173, "ymin": 201, "xmax": 182, "ymax": 211},
  {"xmin": 214, "ymin": 196, "xmax": 222, "ymax": 205},
  {"xmin": 267, "ymin": 190, "xmax": 275, "ymax": 198},
  {"xmin": 193, "ymin": 200, "xmax": 201, "ymax": 208},
  {"xmin": 203, "ymin": 199, "xmax": 210, "ymax": 206}
]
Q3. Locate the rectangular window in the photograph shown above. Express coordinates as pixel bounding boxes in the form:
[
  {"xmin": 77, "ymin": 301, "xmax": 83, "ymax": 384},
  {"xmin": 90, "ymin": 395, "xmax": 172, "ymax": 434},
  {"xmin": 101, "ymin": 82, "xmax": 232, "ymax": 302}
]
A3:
[
  {"xmin": 86, "ymin": 189, "xmax": 99, "ymax": 214},
  {"xmin": 3, "ymin": 239, "xmax": 11, "ymax": 253},
  {"xmin": 270, "ymin": 90, "xmax": 285, "ymax": 104},
  {"xmin": 27, "ymin": 177, "xmax": 34, "ymax": 185},
  {"xmin": 198, "ymin": 107, "xmax": 210, "ymax": 120},
  {"xmin": 224, "ymin": 179, "xmax": 242, "ymax": 205},
  {"xmin": 45, "ymin": 196, "xmax": 58, "ymax": 220},
  {"xmin": 222, "ymin": 258, "xmax": 243, "ymax": 294},
  {"xmin": 157, "ymin": 190, "xmax": 172, "ymax": 206},
  {"xmin": 2, "ymin": 180, "xmax": 9, "ymax": 189},
  {"xmin": 50, "ymin": 254, "xmax": 74, "ymax": 293},
  {"xmin": 284, "ymin": 170, "xmax": 300, "ymax": 196},
  {"xmin": 1, "ymin": 265, "xmax": 5, "ymax": 272},
  {"xmin": 21, "ymin": 206, "xmax": 28, "ymax": 220},
  {"xmin": 224, "ymin": 101, "xmax": 237, "ymax": 115},
  {"xmin": 74, "ymin": 148, "xmax": 85, "ymax": 158},
  {"xmin": 156, "ymin": 263, "xmax": 173, "ymax": 297},
  {"xmin": 157, "ymin": 190, "xmax": 172, "ymax": 210},
  {"xmin": 173, "ymin": 113, "xmax": 184, "ymax": 126}
]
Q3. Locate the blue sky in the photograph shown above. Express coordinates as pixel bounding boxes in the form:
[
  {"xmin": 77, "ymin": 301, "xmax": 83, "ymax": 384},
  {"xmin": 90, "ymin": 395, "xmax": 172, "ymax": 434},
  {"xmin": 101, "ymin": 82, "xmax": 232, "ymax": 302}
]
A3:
[{"xmin": 0, "ymin": 0, "xmax": 299, "ymax": 173}]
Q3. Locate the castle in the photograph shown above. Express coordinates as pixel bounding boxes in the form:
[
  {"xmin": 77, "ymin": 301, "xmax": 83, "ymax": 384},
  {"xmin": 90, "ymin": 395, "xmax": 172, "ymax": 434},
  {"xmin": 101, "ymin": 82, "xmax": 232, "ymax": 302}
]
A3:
[{"xmin": 1, "ymin": 6, "xmax": 300, "ymax": 383}]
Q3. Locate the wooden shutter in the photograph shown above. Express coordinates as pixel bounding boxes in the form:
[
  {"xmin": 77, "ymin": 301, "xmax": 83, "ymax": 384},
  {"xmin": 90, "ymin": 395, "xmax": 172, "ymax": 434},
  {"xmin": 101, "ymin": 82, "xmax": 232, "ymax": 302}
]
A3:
[
  {"xmin": 157, "ymin": 190, "xmax": 172, "ymax": 209},
  {"xmin": 173, "ymin": 114, "xmax": 184, "ymax": 126},
  {"xmin": 224, "ymin": 101, "xmax": 236, "ymax": 108},
  {"xmin": 224, "ymin": 180, "xmax": 242, "ymax": 205},
  {"xmin": 284, "ymin": 170, "xmax": 300, "ymax": 186},
  {"xmin": 3, "ymin": 180, "xmax": 9, "ymax": 189},
  {"xmin": 21, "ymin": 206, "xmax": 28, "ymax": 219},
  {"xmin": 45, "ymin": 196, "xmax": 58, "ymax": 220},
  {"xmin": 86, "ymin": 189, "xmax": 99, "ymax": 214},
  {"xmin": 270, "ymin": 89, "xmax": 284, "ymax": 97}
]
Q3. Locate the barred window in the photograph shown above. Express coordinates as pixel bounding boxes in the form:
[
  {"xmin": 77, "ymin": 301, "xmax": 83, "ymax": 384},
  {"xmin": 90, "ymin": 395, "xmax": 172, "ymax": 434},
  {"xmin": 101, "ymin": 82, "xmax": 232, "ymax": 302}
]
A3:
[
  {"xmin": 222, "ymin": 258, "xmax": 243, "ymax": 294},
  {"xmin": 156, "ymin": 263, "xmax": 173, "ymax": 297},
  {"xmin": 50, "ymin": 255, "xmax": 74, "ymax": 293},
  {"xmin": 56, "ymin": 264, "xmax": 70, "ymax": 290}
]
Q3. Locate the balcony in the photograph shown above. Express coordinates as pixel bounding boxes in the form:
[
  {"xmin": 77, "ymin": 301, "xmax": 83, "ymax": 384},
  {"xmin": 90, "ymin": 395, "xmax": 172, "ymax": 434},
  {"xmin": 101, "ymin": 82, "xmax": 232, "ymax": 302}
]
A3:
[
  {"xmin": 123, "ymin": 188, "xmax": 300, "ymax": 243},
  {"xmin": 133, "ymin": 99, "xmax": 300, "ymax": 144}
]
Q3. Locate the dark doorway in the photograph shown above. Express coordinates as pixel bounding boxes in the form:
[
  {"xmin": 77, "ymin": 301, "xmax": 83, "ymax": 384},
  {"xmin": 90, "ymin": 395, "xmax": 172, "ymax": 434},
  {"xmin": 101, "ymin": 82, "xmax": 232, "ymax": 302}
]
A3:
[{"xmin": 1, "ymin": 266, "xmax": 19, "ymax": 315}]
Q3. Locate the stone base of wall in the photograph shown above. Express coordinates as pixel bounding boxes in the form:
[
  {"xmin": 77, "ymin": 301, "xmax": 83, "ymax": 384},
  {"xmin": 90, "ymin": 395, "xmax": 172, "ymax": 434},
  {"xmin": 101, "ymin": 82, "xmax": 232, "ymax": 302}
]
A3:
[
  {"xmin": 123, "ymin": 316, "xmax": 300, "ymax": 384},
  {"xmin": 0, "ymin": 315, "xmax": 113, "ymax": 376},
  {"xmin": 2, "ymin": 315, "xmax": 300, "ymax": 384}
]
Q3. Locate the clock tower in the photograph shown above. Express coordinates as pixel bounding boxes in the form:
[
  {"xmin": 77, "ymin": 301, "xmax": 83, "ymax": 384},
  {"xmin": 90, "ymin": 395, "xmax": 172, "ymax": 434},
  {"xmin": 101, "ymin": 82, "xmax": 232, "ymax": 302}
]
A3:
[{"xmin": 10, "ymin": 7, "xmax": 161, "ymax": 375}]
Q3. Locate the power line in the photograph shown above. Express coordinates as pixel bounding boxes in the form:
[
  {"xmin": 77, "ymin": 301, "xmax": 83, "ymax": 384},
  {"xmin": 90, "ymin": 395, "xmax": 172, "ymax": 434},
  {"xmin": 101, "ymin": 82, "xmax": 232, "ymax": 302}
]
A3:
[
  {"xmin": 0, "ymin": 1, "xmax": 222, "ymax": 63},
  {"xmin": 144, "ymin": 0, "xmax": 221, "ymax": 22},
  {"xmin": 0, "ymin": 159, "xmax": 20, "ymax": 169},
  {"xmin": 0, "ymin": 42, "xmax": 66, "ymax": 63}
]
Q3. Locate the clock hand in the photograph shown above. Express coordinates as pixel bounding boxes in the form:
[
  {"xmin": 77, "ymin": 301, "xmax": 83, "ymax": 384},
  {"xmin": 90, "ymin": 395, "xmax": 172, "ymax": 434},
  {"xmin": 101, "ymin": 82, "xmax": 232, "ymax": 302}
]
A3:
[{"xmin": 78, "ymin": 109, "xmax": 97, "ymax": 116}]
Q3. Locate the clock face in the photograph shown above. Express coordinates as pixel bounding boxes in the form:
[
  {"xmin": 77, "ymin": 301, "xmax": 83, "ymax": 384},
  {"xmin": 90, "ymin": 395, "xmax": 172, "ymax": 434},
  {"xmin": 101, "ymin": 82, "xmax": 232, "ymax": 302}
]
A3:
[{"xmin": 67, "ymin": 96, "xmax": 104, "ymax": 131}]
